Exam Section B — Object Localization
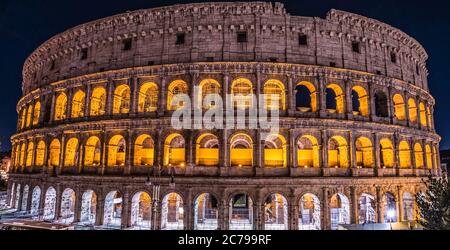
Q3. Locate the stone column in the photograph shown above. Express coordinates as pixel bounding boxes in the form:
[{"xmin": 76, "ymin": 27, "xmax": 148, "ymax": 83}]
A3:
[
  {"xmin": 121, "ymin": 190, "xmax": 130, "ymax": 229},
  {"xmin": 130, "ymin": 77, "xmax": 139, "ymax": 115},
  {"xmin": 84, "ymin": 83, "xmax": 92, "ymax": 118},
  {"xmin": 397, "ymin": 186, "xmax": 404, "ymax": 222},
  {"xmin": 376, "ymin": 186, "xmax": 382, "ymax": 223},
  {"xmin": 58, "ymin": 134, "xmax": 66, "ymax": 175},
  {"xmin": 185, "ymin": 191, "xmax": 194, "ymax": 230},
  {"xmin": 387, "ymin": 86, "xmax": 394, "ymax": 123},
  {"xmin": 222, "ymin": 130, "xmax": 229, "ymax": 169},
  {"xmin": 404, "ymin": 91, "xmax": 411, "ymax": 127},
  {"xmin": 222, "ymin": 197, "xmax": 230, "ymax": 230},
  {"xmin": 16, "ymin": 185, "xmax": 23, "ymax": 211},
  {"xmin": 318, "ymin": 76, "xmax": 327, "ymax": 116},
  {"xmin": 256, "ymin": 131, "xmax": 263, "ymax": 169},
  {"xmin": 344, "ymin": 79, "xmax": 353, "ymax": 118},
  {"xmin": 349, "ymin": 132, "xmax": 357, "ymax": 170},
  {"xmin": 287, "ymin": 75, "xmax": 295, "ymax": 115},
  {"xmin": 158, "ymin": 77, "xmax": 167, "ymax": 116},
  {"xmin": 321, "ymin": 130, "xmax": 328, "ymax": 175},
  {"xmin": 290, "ymin": 129, "xmax": 297, "ymax": 169},
  {"xmin": 106, "ymin": 80, "xmax": 114, "ymax": 116},
  {"xmin": 124, "ymin": 132, "xmax": 133, "ymax": 175},
  {"xmin": 322, "ymin": 187, "xmax": 330, "ymax": 230},
  {"xmin": 43, "ymin": 137, "xmax": 51, "ymax": 174},
  {"xmin": 95, "ymin": 195, "xmax": 105, "ymax": 226},
  {"xmin": 350, "ymin": 186, "xmax": 358, "ymax": 224},
  {"xmin": 66, "ymin": 88, "xmax": 73, "ymax": 119},
  {"xmin": 73, "ymin": 187, "xmax": 82, "ymax": 223},
  {"xmin": 373, "ymin": 133, "xmax": 381, "ymax": 176},
  {"xmin": 100, "ymin": 133, "xmax": 108, "ymax": 175},
  {"xmin": 26, "ymin": 186, "xmax": 33, "ymax": 212},
  {"xmin": 54, "ymin": 185, "xmax": 63, "ymax": 221},
  {"xmin": 186, "ymin": 130, "xmax": 194, "ymax": 168},
  {"xmin": 49, "ymin": 92, "xmax": 56, "ymax": 124}
]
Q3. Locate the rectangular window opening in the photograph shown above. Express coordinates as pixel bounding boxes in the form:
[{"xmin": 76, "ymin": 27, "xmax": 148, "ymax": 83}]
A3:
[
  {"xmin": 176, "ymin": 33, "xmax": 185, "ymax": 45},
  {"xmin": 80, "ymin": 48, "xmax": 88, "ymax": 60},
  {"xmin": 352, "ymin": 41, "xmax": 361, "ymax": 53},
  {"xmin": 299, "ymin": 34, "xmax": 308, "ymax": 46},
  {"xmin": 237, "ymin": 31, "xmax": 248, "ymax": 43},
  {"xmin": 123, "ymin": 38, "xmax": 132, "ymax": 51}
]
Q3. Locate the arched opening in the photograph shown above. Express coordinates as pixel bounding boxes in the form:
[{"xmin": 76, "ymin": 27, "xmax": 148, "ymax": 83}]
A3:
[
  {"xmin": 195, "ymin": 133, "xmax": 219, "ymax": 166},
  {"xmin": 351, "ymin": 86, "xmax": 369, "ymax": 117},
  {"xmin": 382, "ymin": 192, "xmax": 397, "ymax": 222},
  {"xmin": 402, "ymin": 192, "xmax": 415, "ymax": 222},
  {"xmin": 375, "ymin": 91, "xmax": 389, "ymax": 117},
  {"xmin": 230, "ymin": 133, "xmax": 253, "ymax": 167},
  {"xmin": 326, "ymin": 84, "xmax": 344, "ymax": 114},
  {"xmin": 30, "ymin": 186, "xmax": 41, "ymax": 215},
  {"xmin": 49, "ymin": 139, "xmax": 61, "ymax": 167},
  {"xmin": 264, "ymin": 134, "xmax": 287, "ymax": 168},
  {"xmin": 21, "ymin": 185, "xmax": 29, "ymax": 211},
  {"xmin": 425, "ymin": 144, "xmax": 433, "ymax": 169},
  {"xmin": 80, "ymin": 190, "xmax": 97, "ymax": 225},
  {"xmin": 103, "ymin": 191, "xmax": 122, "ymax": 228},
  {"xmin": 13, "ymin": 145, "xmax": 19, "ymax": 169},
  {"xmin": 296, "ymin": 81, "xmax": 317, "ymax": 112},
  {"xmin": 229, "ymin": 193, "xmax": 253, "ymax": 230},
  {"xmin": 130, "ymin": 192, "xmax": 152, "ymax": 229},
  {"xmin": 419, "ymin": 102, "xmax": 427, "ymax": 127},
  {"xmin": 20, "ymin": 108, "xmax": 26, "ymax": 129},
  {"xmin": 297, "ymin": 135, "xmax": 320, "ymax": 168},
  {"xmin": 84, "ymin": 136, "xmax": 101, "ymax": 167},
  {"xmin": 64, "ymin": 138, "xmax": 79, "ymax": 167},
  {"xmin": 161, "ymin": 193, "xmax": 184, "ymax": 230},
  {"xmin": 14, "ymin": 184, "xmax": 21, "ymax": 209},
  {"xmin": 380, "ymin": 139, "xmax": 394, "ymax": 168},
  {"xmin": 43, "ymin": 187, "xmax": 56, "ymax": 221},
  {"xmin": 358, "ymin": 193, "xmax": 376, "ymax": 224},
  {"xmin": 71, "ymin": 90, "xmax": 86, "ymax": 118},
  {"xmin": 194, "ymin": 193, "xmax": 219, "ymax": 230},
  {"xmin": 60, "ymin": 188, "xmax": 76, "ymax": 224},
  {"xmin": 414, "ymin": 143, "xmax": 424, "ymax": 169},
  {"xmin": 263, "ymin": 80, "xmax": 286, "ymax": 110},
  {"xmin": 330, "ymin": 193, "xmax": 350, "ymax": 230},
  {"xmin": 35, "ymin": 141, "xmax": 46, "ymax": 166},
  {"xmin": 90, "ymin": 87, "xmax": 106, "ymax": 116},
  {"xmin": 408, "ymin": 98, "xmax": 417, "ymax": 123},
  {"xmin": 25, "ymin": 142, "xmax": 34, "ymax": 167},
  {"xmin": 19, "ymin": 143, "xmax": 25, "ymax": 167},
  {"xmin": 393, "ymin": 94, "xmax": 406, "ymax": 120},
  {"xmin": 328, "ymin": 136, "xmax": 348, "ymax": 168},
  {"xmin": 54, "ymin": 92, "xmax": 68, "ymax": 121},
  {"xmin": 26, "ymin": 105, "xmax": 33, "ymax": 127},
  {"xmin": 134, "ymin": 135, "xmax": 154, "ymax": 166},
  {"xmin": 264, "ymin": 193, "xmax": 288, "ymax": 230},
  {"xmin": 113, "ymin": 84, "xmax": 131, "ymax": 114},
  {"xmin": 107, "ymin": 135, "xmax": 126, "ymax": 167},
  {"xmin": 167, "ymin": 80, "xmax": 188, "ymax": 111},
  {"xmin": 399, "ymin": 141, "xmax": 411, "ymax": 168},
  {"xmin": 138, "ymin": 82, "xmax": 159, "ymax": 113},
  {"xmin": 231, "ymin": 78, "xmax": 253, "ymax": 109},
  {"xmin": 198, "ymin": 79, "xmax": 221, "ymax": 110},
  {"xmin": 355, "ymin": 137, "xmax": 374, "ymax": 168},
  {"xmin": 298, "ymin": 193, "xmax": 321, "ymax": 230},
  {"xmin": 163, "ymin": 133, "xmax": 185, "ymax": 167},
  {"xmin": 33, "ymin": 101, "xmax": 41, "ymax": 125}
]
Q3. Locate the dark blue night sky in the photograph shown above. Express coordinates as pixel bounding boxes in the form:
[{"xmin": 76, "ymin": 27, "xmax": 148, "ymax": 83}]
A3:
[{"xmin": 0, "ymin": 0, "xmax": 449, "ymax": 151}]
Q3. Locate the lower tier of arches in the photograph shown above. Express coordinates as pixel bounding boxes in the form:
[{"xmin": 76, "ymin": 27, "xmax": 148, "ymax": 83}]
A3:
[{"xmin": 6, "ymin": 175, "xmax": 424, "ymax": 230}]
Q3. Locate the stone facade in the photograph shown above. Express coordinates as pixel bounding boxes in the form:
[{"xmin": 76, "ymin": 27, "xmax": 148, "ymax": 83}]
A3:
[{"xmin": 7, "ymin": 2, "xmax": 440, "ymax": 230}]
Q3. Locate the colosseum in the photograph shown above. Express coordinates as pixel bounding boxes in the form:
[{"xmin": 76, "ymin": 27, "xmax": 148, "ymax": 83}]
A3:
[{"xmin": 5, "ymin": 2, "xmax": 440, "ymax": 230}]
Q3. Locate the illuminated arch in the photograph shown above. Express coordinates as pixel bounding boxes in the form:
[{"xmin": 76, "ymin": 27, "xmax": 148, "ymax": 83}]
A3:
[
  {"xmin": 90, "ymin": 87, "xmax": 106, "ymax": 116},
  {"xmin": 330, "ymin": 193, "xmax": 350, "ymax": 230},
  {"xmin": 264, "ymin": 193, "xmax": 288, "ymax": 230},
  {"xmin": 103, "ymin": 191, "xmax": 122, "ymax": 228},
  {"xmin": 43, "ymin": 187, "xmax": 57, "ymax": 220},
  {"xmin": 414, "ymin": 143, "xmax": 424, "ymax": 169},
  {"xmin": 54, "ymin": 92, "xmax": 68, "ymax": 121},
  {"xmin": 25, "ymin": 141, "xmax": 34, "ymax": 167},
  {"xmin": 263, "ymin": 79, "xmax": 286, "ymax": 110},
  {"xmin": 351, "ymin": 86, "xmax": 369, "ymax": 117},
  {"xmin": 131, "ymin": 191, "xmax": 152, "ymax": 229},
  {"xmin": 19, "ymin": 143, "xmax": 26, "ymax": 167},
  {"xmin": 358, "ymin": 193, "xmax": 376, "ymax": 224},
  {"xmin": 231, "ymin": 78, "xmax": 253, "ymax": 109},
  {"xmin": 195, "ymin": 133, "xmax": 219, "ymax": 166},
  {"xmin": 295, "ymin": 81, "xmax": 317, "ymax": 112},
  {"xmin": 393, "ymin": 94, "xmax": 406, "ymax": 120},
  {"xmin": 326, "ymin": 84, "xmax": 345, "ymax": 114},
  {"xmin": 113, "ymin": 84, "xmax": 131, "ymax": 114},
  {"xmin": 32, "ymin": 101, "xmax": 41, "ymax": 125},
  {"xmin": 64, "ymin": 138, "xmax": 79, "ymax": 167},
  {"xmin": 408, "ymin": 98, "xmax": 417, "ymax": 123},
  {"xmin": 84, "ymin": 136, "xmax": 101, "ymax": 166},
  {"xmin": 229, "ymin": 193, "xmax": 253, "ymax": 230},
  {"xmin": 425, "ymin": 144, "xmax": 432, "ymax": 169},
  {"xmin": 35, "ymin": 140, "xmax": 46, "ymax": 166},
  {"xmin": 20, "ymin": 108, "xmax": 26, "ymax": 129},
  {"xmin": 379, "ymin": 138, "xmax": 394, "ymax": 168},
  {"xmin": 60, "ymin": 188, "xmax": 76, "ymax": 224},
  {"xmin": 161, "ymin": 193, "xmax": 184, "ymax": 230},
  {"xmin": 138, "ymin": 82, "xmax": 159, "ymax": 113},
  {"xmin": 198, "ymin": 79, "xmax": 221, "ymax": 110},
  {"xmin": 398, "ymin": 141, "xmax": 411, "ymax": 168},
  {"xmin": 134, "ymin": 134, "xmax": 154, "ymax": 166},
  {"xmin": 328, "ymin": 136, "xmax": 348, "ymax": 168},
  {"xmin": 355, "ymin": 137, "xmax": 373, "ymax": 168},
  {"xmin": 298, "ymin": 193, "xmax": 321, "ymax": 230},
  {"xmin": 26, "ymin": 105, "xmax": 33, "ymax": 127},
  {"xmin": 167, "ymin": 80, "xmax": 188, "ymax": 111},
  {"xmin": 374, "ymin": 91, "xmax": 389, "ymax": 117},
  {"xmin": 71, "ymin": 90, "xmax": 86, "ymax": 118},
  {"xmin": 14, "ymin": 145, "xmax": 20, "ymax": 168},
  {"xmin": 297, "ymin": 135, "xmax": 320, "ymax": 168},
  {"xmin": 107, "ymin": 135, "xmax": 126, "ymax": 167},
  {"xmin": 194, "ymin": 193, "xmax": 219, "ymax": 230},
  {"xmin": 230, "ymin": 133, "xmax": 253, "ymax": 167},
  {"xmin": 264, "ymin": 134, "xmax": 287, "ymax": 168},
  {"xmin": 419, "ymin": 102, "xmax": 427, "ymax": 127},
  {"xmin": 80, "ymin": 190, "xmax": 97, "ymax": 224},
  {"xmin": 163, "ymin": 133, "xmax": 185, "ymax": 166},
  {"xmin": 382, "ymin": 192, "xmax": 397, "ymax": 222}
]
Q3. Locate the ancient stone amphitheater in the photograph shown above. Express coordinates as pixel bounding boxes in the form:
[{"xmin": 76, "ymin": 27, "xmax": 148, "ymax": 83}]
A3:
[{"xmin": 6, "ymin": 2, "xmax": 440, "ymax": 230}]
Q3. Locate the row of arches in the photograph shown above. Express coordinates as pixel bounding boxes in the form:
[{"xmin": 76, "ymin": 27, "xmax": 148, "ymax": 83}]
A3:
[
  {"xmin": 12, "ymin": 132, "xmax": 438, "ymax": 171},
  {"xmin": 9, "ymin": 183, "xmax": 418, "ymax": 230},
  {"xmin": 18, "ymin": 78, "xmax": 434, "ymax": 130}
]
